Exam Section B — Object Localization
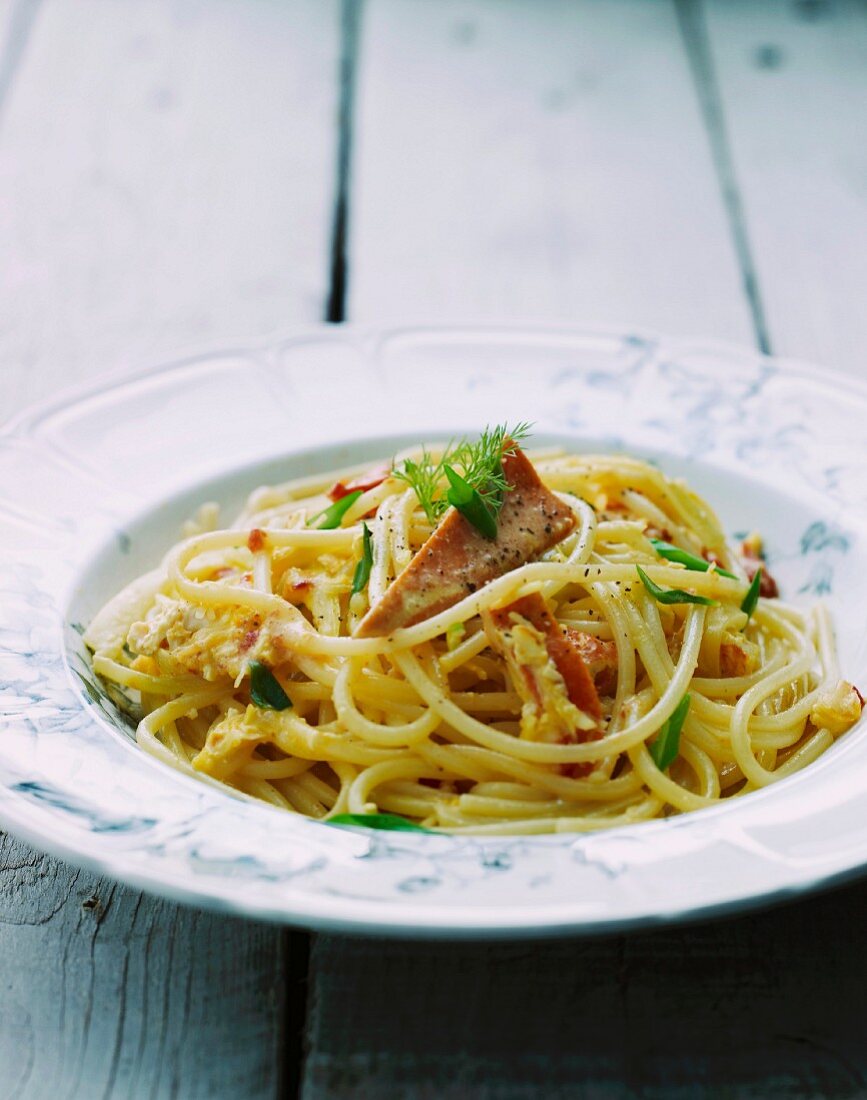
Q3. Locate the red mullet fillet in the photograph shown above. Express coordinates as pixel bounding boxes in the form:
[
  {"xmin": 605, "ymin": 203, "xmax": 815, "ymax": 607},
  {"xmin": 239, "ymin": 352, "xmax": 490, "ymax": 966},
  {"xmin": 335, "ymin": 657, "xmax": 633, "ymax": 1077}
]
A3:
[{"xmin": 355, "ymin": 447, "xmax": 575, "ymax": 637}]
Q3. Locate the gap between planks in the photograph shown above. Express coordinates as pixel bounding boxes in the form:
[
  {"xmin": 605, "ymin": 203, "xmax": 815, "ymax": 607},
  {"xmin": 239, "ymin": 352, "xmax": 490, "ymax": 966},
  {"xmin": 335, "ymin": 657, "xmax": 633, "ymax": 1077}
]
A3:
[
  {"xmin": 675, "ymin": 0, "xmax": 773, "ymax": 355},
  {"xmin": 325, "ymin": 0, "xmax": 363, "ymax": 324},
  {"xmin": 0, "ymin": 2, "xmax": 345, "ymax": 1096},
  {"xmin": 0, "ymin": 0, "xmax": 41, "ymax": 128}
]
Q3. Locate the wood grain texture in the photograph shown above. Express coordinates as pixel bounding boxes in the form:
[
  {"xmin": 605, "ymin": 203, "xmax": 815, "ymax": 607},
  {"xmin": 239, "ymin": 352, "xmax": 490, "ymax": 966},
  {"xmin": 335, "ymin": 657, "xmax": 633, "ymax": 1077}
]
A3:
[
  {"xmin": 347, "ymin": 0, "xmax": 754, "ymax": 341},
  {"xmin": 0, "ymin": 1, "xmax": 342, "ymax": 1095},
  {"xmin": 704, "ymin": 0, "xmax": 867, "ymax": 377},
  {"xmin": 0, "ymin": 0, "xmax": 340, "ymax": 416},
  {"xmin": 0, "ymin": 834, "xmax": 286, "ymax": 1099},
  {"xmin": 303, "ymin": 885, "xmax": 867, "ymax": 1099}
]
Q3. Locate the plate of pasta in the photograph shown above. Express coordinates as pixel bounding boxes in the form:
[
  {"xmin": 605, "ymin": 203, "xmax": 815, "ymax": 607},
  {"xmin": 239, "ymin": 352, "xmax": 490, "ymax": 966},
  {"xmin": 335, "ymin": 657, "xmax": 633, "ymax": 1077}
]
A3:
[{"xmin": 2, "ymin": 325, "xmax": 866, "ymax": 936}]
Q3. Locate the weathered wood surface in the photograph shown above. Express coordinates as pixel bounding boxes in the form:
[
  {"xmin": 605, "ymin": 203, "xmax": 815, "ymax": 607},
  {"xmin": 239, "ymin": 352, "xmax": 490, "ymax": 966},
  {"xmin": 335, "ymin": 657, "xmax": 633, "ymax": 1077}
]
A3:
[
  {"xmin": 0, "ymin": 0, "xmax": 340, "ymax": 415},
  {"xmin": 0, "ymin": 834, "xmax": 287, "ymax": 1099},
  {"xmin": 705, "ymin": 0, "xmax": 867, "ymax": 377},
  {"xmin": 348, "ymin": 0, "xmax": 754, "ymax": 341},
  {"xmin": 303, "ymin": 1, "xmax": 867, "ymax": 1098},
  {"xmin": 0, "ymin": 1, "xmax": 340, "ymax": 1096},
  {"xmin": 303, "ymin": 882, "xmax": 867, "ymax": 1100}
]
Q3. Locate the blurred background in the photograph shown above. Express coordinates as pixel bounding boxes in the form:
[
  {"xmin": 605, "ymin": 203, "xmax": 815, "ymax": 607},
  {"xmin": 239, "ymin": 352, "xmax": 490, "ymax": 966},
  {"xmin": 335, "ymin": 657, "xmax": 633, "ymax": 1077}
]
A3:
[{"xmin": 2, "ymin": 2, "xmax": 866, "ymax": 1097}]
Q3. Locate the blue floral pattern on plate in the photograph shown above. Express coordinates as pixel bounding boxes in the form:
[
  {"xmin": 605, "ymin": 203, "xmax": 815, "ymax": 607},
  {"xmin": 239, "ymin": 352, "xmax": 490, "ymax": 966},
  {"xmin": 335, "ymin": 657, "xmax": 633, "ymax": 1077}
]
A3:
[{"xmin": 1, "ymin": 325, "xmax": 866, "ymax": 937}]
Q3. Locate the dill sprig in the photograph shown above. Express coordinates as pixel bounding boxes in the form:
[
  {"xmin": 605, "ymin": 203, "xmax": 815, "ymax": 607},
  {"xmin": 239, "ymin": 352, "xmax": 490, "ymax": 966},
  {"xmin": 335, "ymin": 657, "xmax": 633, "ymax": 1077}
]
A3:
[
  {"xmin": 391, "ymin": 422, "xmax": 533, "ymax": 528},
  {"xmin": 448, "ymin": 422, "xmax": 531, "ymax": 512},
  {"xmin": 391, "ymin": 447, "xmax": 446, "ymax": 525}
]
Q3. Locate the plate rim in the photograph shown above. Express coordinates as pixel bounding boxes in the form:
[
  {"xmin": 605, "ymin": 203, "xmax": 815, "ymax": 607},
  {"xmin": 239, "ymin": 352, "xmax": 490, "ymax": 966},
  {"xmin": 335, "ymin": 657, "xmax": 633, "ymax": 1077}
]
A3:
[
  {"xmin": 2, "ymin": 321, "xmax": 866, "ymax": 937},
  {"xmin": 7, "ymin": 320, "xmax": 867, "ymax": 439},
  {"xmin": 2, "ymin": 790, "xmax": 865, "ymax": 940}
]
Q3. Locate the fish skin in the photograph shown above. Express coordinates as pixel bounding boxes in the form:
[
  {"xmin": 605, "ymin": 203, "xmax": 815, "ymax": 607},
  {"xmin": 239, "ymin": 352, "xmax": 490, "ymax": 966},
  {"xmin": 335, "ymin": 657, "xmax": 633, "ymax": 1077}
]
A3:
[
  {"xmin": 485, "ymin": 594, "xmax": 603, "ymax": 723},
  {"xmin": 562, "ymin": 628, "xmax": 619, "ymax": 700},
  {"xmin": 328, "ymin": 464, "xmax": 390, "ymax": 502},
  {"xmin": 483, "ymin": 592, "xmax": 603, "ymax": 778}
]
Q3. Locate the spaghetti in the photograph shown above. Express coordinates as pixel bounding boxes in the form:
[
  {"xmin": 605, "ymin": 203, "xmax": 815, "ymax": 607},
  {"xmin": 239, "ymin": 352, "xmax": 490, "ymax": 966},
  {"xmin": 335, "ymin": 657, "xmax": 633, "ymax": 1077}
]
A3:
[{"xmin": 85, "ymin": 432, "xmax": 863, "ymax": 834}]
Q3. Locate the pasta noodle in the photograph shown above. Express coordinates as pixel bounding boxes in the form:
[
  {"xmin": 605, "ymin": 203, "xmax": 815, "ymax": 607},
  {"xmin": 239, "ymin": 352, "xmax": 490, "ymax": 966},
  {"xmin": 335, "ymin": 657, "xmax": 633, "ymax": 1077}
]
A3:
[{"xmin": 85, "ymin": 438, "xmax": 864, "ymax": 834}]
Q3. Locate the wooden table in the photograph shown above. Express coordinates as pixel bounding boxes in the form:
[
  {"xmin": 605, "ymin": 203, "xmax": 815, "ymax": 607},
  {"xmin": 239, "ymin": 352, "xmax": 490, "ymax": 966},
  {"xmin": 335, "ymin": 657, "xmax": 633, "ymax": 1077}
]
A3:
[{"xmin": 2, "ymin": 1, "xmax": 866, "ymax": 1096}]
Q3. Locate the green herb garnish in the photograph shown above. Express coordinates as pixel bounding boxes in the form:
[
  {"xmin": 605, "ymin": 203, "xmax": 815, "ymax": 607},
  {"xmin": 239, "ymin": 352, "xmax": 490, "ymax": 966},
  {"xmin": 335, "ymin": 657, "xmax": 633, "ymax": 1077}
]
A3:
[
  {"xmin": 249, "ymin": 660, "xmax": 292, "ymax": 711},
  {"xmin": 741, "ymin": 568, "xmax": 762, "ymax": 619},
  {"xmin": 636, "ymin": 566, "xmax": 716, "ymax": 606},
  {"xmin": 444, "ymin": 465, "xmax": 498, "ymax": 539},
  {"xmin": 447, "ymin": 422, "xmax": 531, "ymax": 513},
  {"xmin": 446, "ymin": 622, "xmax": 467, "ymax": 651},
  {"xmin": 351, "ymin": 522, "xmax": 373, "ymax": 595},
  {"xmin": 649, "ymin": 694, "xmax": 691, "ymax": 772},
  {"xmin": 649, "ymin": 538, "xmax": 736, "ymax": 579},
  {"xmin": 392, "ymin": 450, "xmax": 443, "ymax": 525},
  {"xmin": 308, "ymin": 489, "xmax": 363, "ymax": 530},
  {"xmin": 390, "ymin": 422, "xmax": 532, "ymax": 531},
  {"xmin": 328, "ymin": 813, "xmax": 430, "ymax": 832}
]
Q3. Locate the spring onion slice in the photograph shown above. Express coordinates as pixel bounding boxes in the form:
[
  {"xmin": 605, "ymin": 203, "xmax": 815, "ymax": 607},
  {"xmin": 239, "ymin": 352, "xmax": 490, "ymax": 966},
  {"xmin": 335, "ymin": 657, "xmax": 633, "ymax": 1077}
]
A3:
[
  {"xmin": 351, "ymin": 522, "xmax": 373, "ymax": 595},
  {"xmin": 649, "ymin": 693, "xmax": 691, "ymax": 772},
  {"xmin": 308, "ymin": 490, "xmax": 363, "ymax": 530},
  {"xmin": 249, "ymin": 660, "xmax": 292, "ymax": 711},
  {"xmin": 444, "ymin": 465, "xmax": 498, "ymax": 540},
  {"xmin": 636, "ymin": 566, "xmax": 716, "ymax": 606},
  {"xmin": 741, "ymin": 568, "xmax": 763, "ymax": 619},
  {"xmin": 328, "ymin": 813, "xmax": 430, "ymax": 832},
  {"xmin": 649, "ymin": 537, "xmax": 736, "ymax": 579}
]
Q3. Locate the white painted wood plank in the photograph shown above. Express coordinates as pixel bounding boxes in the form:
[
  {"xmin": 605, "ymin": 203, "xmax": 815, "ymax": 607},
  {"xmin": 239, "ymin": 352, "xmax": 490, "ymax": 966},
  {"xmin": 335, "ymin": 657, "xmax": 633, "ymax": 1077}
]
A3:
[
  {"xmin": 0, "ymin": 0, "xmax": 340, "ymax": 415},
  {"xmin": 0, "ymin": 834, "xmax": 287, "ymax": 1099},
  {"xmin": 705, "ymin": 0, "xmax": 867, "ymax": 377},
  {"xmin": 0, "ymin": 1, "xmax": 341, "ymax": 1095},
  {"xmin": 348, "ymin": 0, "xmax": 754, "ymax": 342}
]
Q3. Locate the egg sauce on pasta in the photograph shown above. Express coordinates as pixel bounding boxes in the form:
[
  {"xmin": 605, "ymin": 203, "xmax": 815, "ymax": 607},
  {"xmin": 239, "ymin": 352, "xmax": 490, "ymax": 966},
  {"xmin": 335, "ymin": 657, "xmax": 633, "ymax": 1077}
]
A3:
[{"xmin": 85, "ymin": 444, "xmax": 863, "ymax": 835}]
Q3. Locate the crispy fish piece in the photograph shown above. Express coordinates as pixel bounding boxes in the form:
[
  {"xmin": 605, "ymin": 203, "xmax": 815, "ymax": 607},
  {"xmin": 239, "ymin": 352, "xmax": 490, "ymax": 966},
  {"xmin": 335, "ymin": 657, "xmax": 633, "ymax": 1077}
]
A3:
[
  {"xmin": 562, "ymin": 628, "xmax": 619, "ymax": 699},
  {"xmin": 483, "ymin": 593, "xmax": 602, "ymax": 728},
  {"xmin": 355, "ymin": 447, "xmax": 575, "ymax": 637},
  {"xmin": 482, "ymin": 593, "xmax": 603, "ymax": 777},
  {"xmin": 328, "ymin": 464, "xmax": 390, "ymax": 502}
]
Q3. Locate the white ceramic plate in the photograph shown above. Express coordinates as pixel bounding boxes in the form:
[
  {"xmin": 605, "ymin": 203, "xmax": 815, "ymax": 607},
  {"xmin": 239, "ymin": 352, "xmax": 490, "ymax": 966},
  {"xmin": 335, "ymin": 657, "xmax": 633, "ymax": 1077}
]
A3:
[{"xmin": 2, "ymin": 325, "xmax": 866, "ymax": 938}]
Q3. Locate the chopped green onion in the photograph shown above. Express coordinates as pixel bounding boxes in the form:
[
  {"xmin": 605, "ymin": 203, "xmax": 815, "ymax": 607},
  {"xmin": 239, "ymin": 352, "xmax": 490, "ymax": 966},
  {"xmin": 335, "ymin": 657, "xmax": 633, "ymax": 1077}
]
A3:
[
  {"xmin": 446, "ymin": 622, "xmax": 467, "ymax": 651},
  {"xmin": 649, "ymin": 538, "xmax": 736, "ymax": 579},
  {"xmin": 444, "ymin": 465, "xmax": 497, "ymax": 539},
  {"xmin": 741, "ymin": 568, "xmax": 762, "ymax": 619},
  {"xmin": 649, "ymin": 694, "xmax": 691, "ymax": 772},
  {"xmin": 351, "ymin": 522, "xmax": 373, "ymax": 595},
  {"xmin": 327, "ymin": 813, "xmax": 429, "ymax": 832},
  {"xmin": 308, "ymin": 489, "xmax": 363, "ymax": 530},
  {"xmin": 636, "ymin": 566, "xmax": 716, "ymax": 606},
  {"xmin": 249, "ymin": 660, "xmax": 292, "ymax": 711}
]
